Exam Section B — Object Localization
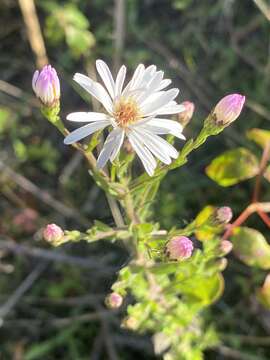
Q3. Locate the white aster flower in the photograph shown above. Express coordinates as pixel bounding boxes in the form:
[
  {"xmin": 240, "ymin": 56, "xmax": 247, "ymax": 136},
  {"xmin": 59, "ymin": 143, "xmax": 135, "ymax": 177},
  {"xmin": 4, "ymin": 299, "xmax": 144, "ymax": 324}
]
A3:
[{"xmin": 64, "ymin": 60, "xmax": 186, "ymax": 176}]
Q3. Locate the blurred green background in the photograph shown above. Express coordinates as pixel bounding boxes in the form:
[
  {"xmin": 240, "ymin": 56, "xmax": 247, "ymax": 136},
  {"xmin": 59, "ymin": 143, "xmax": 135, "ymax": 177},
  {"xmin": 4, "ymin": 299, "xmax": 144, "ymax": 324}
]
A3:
[{"xmin": 1, "ymin": 0, "xmax": 270, "ymax": 358}]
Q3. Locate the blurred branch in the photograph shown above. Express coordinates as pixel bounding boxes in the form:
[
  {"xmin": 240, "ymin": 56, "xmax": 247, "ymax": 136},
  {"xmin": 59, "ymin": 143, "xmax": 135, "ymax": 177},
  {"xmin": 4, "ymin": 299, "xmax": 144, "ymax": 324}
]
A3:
[
  {"xmin": 0, "ymin": 238, "xmax": 117, "ymax": 273},
  {"xmin": 0, "ymin": 159, "xmax": 89, "ymax": 227},
  {"xmin": 0, "ymin": 261, "xmax": 48, "ymax": 321},
  {"xmin": 0, "ymin": 79, "xmax": 39, "ymax": 107},
  {"xmin": 138, "ymin": 37, "xmax": 213, "ymax": 110},
  {"xmin": 18, "ymin": 0, "xmax": 48, "ymax": 68},
  {"xmin": 218, "ymin": 345, "xmax": 262, "ymax": 360},
  {"xmin": 113, "ymin": 0, "xmax": 125, "ymax": 72},
  {"xmin": 246, "ymin": 99, "xmax": 270, "ymax": 121},
  {"xmin": 253, "ymin": 0, "xmax": 270, "ymax": 22}
]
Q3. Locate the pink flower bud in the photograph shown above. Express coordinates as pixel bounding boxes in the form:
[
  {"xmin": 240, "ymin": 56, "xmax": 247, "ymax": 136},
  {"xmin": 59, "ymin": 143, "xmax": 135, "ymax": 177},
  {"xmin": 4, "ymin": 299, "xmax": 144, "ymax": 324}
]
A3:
[
  {"xmin": 166, "ymin": 236, "xmax": 193, "ymax": 261},
  {"xmin": 106, "ymin": 292, "xmax": 123, "ymax": 309},
  {"xmin": 220, "ymin": 240, "xmax": 233, "ymax": 255},
  {"xmin": 213, "ymin": 94, "xmax": 245, "ymax": 126},
  {"xmin": 178, "ymin": 101, "xmax": 195, "ymax": 127},
  {"xmin": 215, "ymin": 207, "xmax": 233, "ymax": 224},
  {"xmin": 43, "ymin": 223, "xmax": 64, "ymax": 243},
  {"xmin": 32, "ymin": 65, "xmax": 60, "ymax": 106}
]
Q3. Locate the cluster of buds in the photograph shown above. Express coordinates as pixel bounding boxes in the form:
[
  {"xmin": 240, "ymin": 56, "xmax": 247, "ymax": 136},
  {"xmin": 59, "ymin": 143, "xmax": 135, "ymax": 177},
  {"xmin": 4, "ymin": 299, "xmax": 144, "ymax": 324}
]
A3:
[
  {"xmin": 166, "ymin": 236, "xmax": 194, "ymax": 261},
  {"xmin": 32, "ymin": 65, "xmax": 60, "ymax": 107}
]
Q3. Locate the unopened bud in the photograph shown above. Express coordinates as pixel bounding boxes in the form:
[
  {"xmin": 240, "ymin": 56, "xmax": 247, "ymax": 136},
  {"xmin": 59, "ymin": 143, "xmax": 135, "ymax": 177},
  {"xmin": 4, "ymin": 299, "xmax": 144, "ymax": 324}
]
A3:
[
  {"xmin": 43, "ymin": 223, "xmax": 64, "ymax": 244},
  {"xmin": 213, "ymin": 94, "xmax": 245, "ymax": 127},
  {"xmin": 217, "ymin": 258, "xmax": 228, "ymax": 271},
  {"xmin": 122, "ymin": 316, "xmax": 138, "ymax": 330},
  {"xmin": 178, "ymin": 101, "xmax": 195, "ymax": 127},
  {"xmin": 105, "ymin": 292, "xmax": 123, "ymax": 309},
  {"xmin": 220, "ymin": 240, "xmax": 233, "ymax": 255},
  {"xmin": 166, "ymin": 236, "xmax": 193, "ymax": 261},
  {"xmin": 32, "ymin": 65, "xmax": 60, "ymax": 107},
  {"xmin": 215, "ymin": 207, "xmax": 233, "ymax": 225}
]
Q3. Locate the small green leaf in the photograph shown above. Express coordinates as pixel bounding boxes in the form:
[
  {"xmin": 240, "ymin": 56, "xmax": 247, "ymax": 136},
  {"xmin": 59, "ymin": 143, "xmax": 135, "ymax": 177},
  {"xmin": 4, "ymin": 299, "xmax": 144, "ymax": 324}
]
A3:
[
  {"xmin": 206, "ymin": 148, "xmax": 259, "ymax": 186},
  {"xmin": 231, "ymin": 227, "xmax": 270, "ymax": 269},
  {"xmin": 195, "ymin": 206, "xmax": 223, "ymax": 241},
  {"xmin": 257, "ymin": 274, "xmax": 270, "ymax": 309},
  {"xmin": 246, "ymin": 128, "xmax": 270, "ymax": 149},
  {"xmin": 175, "ymin": 273, "xmax": 224, "ymax": 306}
]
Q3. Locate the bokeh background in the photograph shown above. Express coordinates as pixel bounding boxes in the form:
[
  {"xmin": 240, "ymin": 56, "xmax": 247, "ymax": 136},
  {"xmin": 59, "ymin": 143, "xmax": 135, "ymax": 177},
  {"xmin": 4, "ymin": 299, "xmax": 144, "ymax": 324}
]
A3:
[{"xmin": 1, "ymin": 0, "xmax": 270, "ymax": 358}]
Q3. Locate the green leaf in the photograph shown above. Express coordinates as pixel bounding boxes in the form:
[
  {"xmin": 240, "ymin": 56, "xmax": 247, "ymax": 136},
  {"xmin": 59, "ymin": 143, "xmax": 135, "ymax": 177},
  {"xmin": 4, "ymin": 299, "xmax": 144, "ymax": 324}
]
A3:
[
  {"xmin": 175, "ymin": 273, "xmax": 224, "ymax": 306},
  {"xmin": 231, "ymin": 227, "xmax": 270, "ymax": 269},
  {"xmin": 246, "ymin": 128, "xmax": 270, "ymax": 149},
  {"xmin": 195, "ymin": 206, "xmax": 224, "ymax": 241},
  {"xmin": 257, "ymin": 274, "xmax": 270, "ymax": 309},
  {"xmin": 206, "ymin": 147, "xmax": 259, "ymax": 186}
]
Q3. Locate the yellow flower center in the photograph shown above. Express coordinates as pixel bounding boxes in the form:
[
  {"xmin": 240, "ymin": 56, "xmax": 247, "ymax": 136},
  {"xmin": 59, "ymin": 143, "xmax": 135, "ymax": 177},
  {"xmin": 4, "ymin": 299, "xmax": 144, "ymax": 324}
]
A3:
[{"xmin": 113, "ymin": 97, "xmax": 141, "ymax": 127}]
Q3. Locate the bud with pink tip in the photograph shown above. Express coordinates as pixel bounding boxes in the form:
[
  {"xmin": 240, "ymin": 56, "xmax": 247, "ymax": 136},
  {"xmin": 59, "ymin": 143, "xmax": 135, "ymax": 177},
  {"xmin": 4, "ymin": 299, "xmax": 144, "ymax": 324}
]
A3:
[
  {"xmin": 220, "ymin": 240, "xmax": 233, "ymax": 255},
  {"xmin": 32, "ymin": 65, "xmax": 60, "ymax": 107},
  {"xmin": 43, "ymin": 223, "xmax": 64, "ymax": 244},
  {"xmin": 106, "ymin": 292, "xmax": 123, "ymax": 309},
  {"xmin": 178, "ymin": 101, "xmax": 195, "ymax": 127},
  {"xmin": 213, "ymin": 94, "xmax": 245, "ymax": 127},
  {"xmin": 215, "ymin": 206, "xmax": 233, "ymax": 225},
  {"xmin": 166, "ymin": 236, "xmax": 194, "ymax": 261}
]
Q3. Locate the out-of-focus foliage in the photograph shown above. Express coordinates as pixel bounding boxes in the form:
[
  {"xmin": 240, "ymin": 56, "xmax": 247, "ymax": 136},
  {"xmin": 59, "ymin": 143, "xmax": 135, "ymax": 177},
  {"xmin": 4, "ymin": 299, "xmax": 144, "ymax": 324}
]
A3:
[{"xmin": 43, "ymin": 2, "xmax": 95, "ymax": 58}]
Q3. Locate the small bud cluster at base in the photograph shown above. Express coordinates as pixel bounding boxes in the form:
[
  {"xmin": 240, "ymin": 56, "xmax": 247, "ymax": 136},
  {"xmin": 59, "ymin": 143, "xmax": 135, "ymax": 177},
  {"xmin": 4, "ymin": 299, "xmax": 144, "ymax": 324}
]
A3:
[
  {"xmin": 166, "ymin": 236, "xmax": 194, "ymax": 261},
  {"xmin": 105, "ymin": 292, "xmax": 123, "ymax": 309}
]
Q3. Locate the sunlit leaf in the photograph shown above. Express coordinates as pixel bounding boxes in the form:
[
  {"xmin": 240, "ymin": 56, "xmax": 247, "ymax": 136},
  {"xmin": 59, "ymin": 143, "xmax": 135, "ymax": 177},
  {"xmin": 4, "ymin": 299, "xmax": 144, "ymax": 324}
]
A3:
[
  {"xmin": 206, "ymin": 148, "xmax": 259, "ymax": 186},
  {"xmin": 231, "ymin": 227, "xmax": 270, "ymax": 269},
  {"xmin": 246, "ymin": 128, "xmax": 270, "ymax": 149}
]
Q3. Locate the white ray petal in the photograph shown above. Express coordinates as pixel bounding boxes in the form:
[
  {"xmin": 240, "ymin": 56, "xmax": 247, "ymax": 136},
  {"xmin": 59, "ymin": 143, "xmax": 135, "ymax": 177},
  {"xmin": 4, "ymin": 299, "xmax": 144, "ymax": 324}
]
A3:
[
  {"xmin": 73, "ymin": 73, "xmax": 113, "ymax": 114},
  {"xmin": 136, "ymin": 71, "xmax": 164, "ymax": 104},
  {"xmin": 122, "ymin": 64, "xmax": 145, "ymax": 96},
  {"xmin": 96, "ymin": 60, "xmax": 115, "ymax": 99},
  {"xmin": 110, "ymin": 129, "xmax": 125, "ymax": 161},
  {"xmin": 127, "ymin": 131, "xmax": 156, "ymax": 176},
  {"xmin": 156, "ymin": 103, "xmax": 185, "ymax": 115},
  {"xmin": 64, "ymin": 120, "xmax": 110, "ymax": 144},
  {"xmin": 133, "ymin": 128, "xmax": 171, "ymax": 164},
  {"xmin": 139, "ymin": 118, "xmax": 185, "ymax": 139},
  {"xmin": 156, "ymin": 79, "xmax": 172, "ymax": 91},
  {"xmin": 114, "ymin": 65, "xmax": 127, "ymax": 98},
  {"xmin": 141, "ymin": 88, "xmax": 179, "ymax": 116},
  {"xmin": 135, "ymin": 128, "xmax": 178, "ymax": 159},
  {"xmin": 66, "ymin": 112, "xmax": 109, "ymax": 122},
  {"xmin": 139, "ymin": 65, "xmax": 158, "ymax": 88},
  {"xmin": 97, "ymin": 128, "xmax": 125, "ymax": 168}
]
